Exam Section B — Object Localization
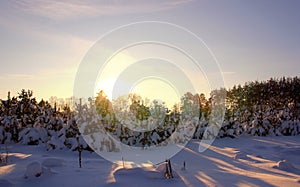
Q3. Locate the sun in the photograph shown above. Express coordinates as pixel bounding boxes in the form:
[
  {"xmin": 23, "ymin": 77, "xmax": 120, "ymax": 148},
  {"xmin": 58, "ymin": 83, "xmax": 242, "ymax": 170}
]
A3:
[{"xmin": 94, "ymin": 50, "xmax": 136, "ymax": 100}]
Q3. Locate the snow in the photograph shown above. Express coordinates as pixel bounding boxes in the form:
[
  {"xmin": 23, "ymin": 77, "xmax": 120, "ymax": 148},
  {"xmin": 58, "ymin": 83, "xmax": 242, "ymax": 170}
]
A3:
[
  {"xmin": 1, "ymin": 135, "xmax": 300, "ymax": 187},
  {"xmin": 0, "ymin": 179, "xmax": 13, "ymax": 187},
  {"xmin": 233, "ymin": 151, "xmax": 248, "ymax": 160},
  {"xmin": 156, "ymin": 162, "xmax": 179, "ymax": 178},
  {"xmin": 24, "ymin": 161, "xmax": 42, "ymax": 178},
  {"xmin": 42, "ymin": 158, "xmax": 65, "ymax": 168},
  {"xmin": 274, "ymin": 160, "xmax": 300, "ymax": 175}
]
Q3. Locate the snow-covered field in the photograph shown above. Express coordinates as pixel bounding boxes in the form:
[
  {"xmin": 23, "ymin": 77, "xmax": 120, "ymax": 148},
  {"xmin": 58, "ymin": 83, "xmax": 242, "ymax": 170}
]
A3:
[{"xmin": 1, "ymin": 135, "xmax": 300, "ymax": 187}]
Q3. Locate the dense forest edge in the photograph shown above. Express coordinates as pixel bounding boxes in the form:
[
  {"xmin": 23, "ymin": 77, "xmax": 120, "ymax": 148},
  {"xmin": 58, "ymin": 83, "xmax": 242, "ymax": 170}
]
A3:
[{"xmin": 0, "ymin": 76, "xmax": 299, "ymax": 153}]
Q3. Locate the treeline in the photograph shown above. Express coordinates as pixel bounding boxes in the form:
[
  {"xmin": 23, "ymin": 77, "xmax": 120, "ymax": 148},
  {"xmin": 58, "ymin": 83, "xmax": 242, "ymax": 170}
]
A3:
[
  {"xmin": 0, "ymin": 89, "xmax": 88, "ymax": 151},
  {"xmin": 0, "ymin": 76, "xmax": 299, "ymax": 151},
  {"xmin": 225, "ymin": 77, "xmax": 300, "ymax": 119},
  {"xmin": 79, "ymin": 76, "xmax": 300, "ymax": 150},
  {"xmin": 196, "ymin": 76, "xmax": 300, "ymax": 138}
]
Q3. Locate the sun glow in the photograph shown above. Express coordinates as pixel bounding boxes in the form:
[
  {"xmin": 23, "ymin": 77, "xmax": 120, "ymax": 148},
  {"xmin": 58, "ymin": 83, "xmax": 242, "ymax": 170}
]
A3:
[
  {"xmin": 93, "ymin": 41, "xmax": 209, "ymax": 108},
  {"xmin": 94, "ymin": 50, "xmax": 181, "ymax": 108},
  {"xmin": 94, "ymin": 50, "xmax": 136, "ymax": 100},
  {"xmin": 130, "ymin": 77, "xmax": 180, "ymax": 108}
]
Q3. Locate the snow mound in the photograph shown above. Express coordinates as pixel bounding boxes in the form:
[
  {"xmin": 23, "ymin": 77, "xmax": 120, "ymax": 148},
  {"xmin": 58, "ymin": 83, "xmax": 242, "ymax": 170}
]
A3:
[
  {"xmin": 156, "ymin": 162, "xmax": 179, "ymax": 178},
  {"xmin": 24, "ymin": 161, "xmax": 42, "ymax": 178},
  {"xmin": 42, "ymin": 166, "xmax": 55, "ymax": 175},
  {"xmin": 273, "ymin": 160, "xmax": 300, "ymax": 174},
  {"xmin": 234, "ymin": 151, "xmax": 248, "ymax": 160},
  {"xmin": 114, "ymin": 167, "xmax": 162, "ymax": 179},
  {"xmin": 42, "ymin": 158, "xmax": 65, "ymax": 168},
  {"xmin": 111, "ymin": 167, "xmax": 186, "ymax": 187},
  {"xmin": 0, "ymin": 179, "xmax": 13, "ymax": 187}
]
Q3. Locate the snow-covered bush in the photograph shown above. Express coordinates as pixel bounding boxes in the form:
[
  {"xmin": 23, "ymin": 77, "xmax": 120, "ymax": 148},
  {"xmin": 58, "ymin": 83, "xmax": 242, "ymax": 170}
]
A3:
[
  {"xmin": 0, "ymin": 77, "xmax": 299, "ymax": 152},
  {"xmin": 24, "ymin": 161, "xmax": 42, "ymax": 178}
]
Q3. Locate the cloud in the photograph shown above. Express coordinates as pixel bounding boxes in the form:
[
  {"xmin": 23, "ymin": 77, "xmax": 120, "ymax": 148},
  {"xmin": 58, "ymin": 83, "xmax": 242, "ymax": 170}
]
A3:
[
  {"xmin": 0, "ymin": 74, "xmax": 35, "ymax": 80},
  {"xmin": 9, "ymin": 0, "xmax": 193, "ymax": 20},
  {"xmin": 12, "ymin": 0, "xmax": 194, "ymax": 21},
  {"xmin": 222, "ymin": 71, "xmax": 236, "ymax": 75}
]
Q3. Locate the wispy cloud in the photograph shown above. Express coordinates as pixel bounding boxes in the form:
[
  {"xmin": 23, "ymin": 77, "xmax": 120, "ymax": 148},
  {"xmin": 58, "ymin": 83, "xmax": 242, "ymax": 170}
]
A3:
[
  {"xmin": 0, "ymin": 73, "xmax": 35, "ymax": 80},
  {"xmin": 222, "ymin": 71, "xmax": 236, "ymax": 75},
  {"xmin": 12, "ymin": 0, "xmax": 194, "ymax": 21}
]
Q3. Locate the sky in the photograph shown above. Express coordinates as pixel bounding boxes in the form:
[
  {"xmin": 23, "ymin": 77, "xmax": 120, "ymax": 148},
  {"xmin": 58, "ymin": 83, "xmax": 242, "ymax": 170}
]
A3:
[{"xmin": 0, "ymin": 0, "xmax": 299, "ymax": 105}]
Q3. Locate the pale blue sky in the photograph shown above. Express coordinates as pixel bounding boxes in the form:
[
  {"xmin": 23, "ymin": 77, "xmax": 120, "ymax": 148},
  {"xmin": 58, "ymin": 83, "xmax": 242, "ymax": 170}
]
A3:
[{"xmin": 0, "ymin": 0, "xmax": 299, "ymax": 101}]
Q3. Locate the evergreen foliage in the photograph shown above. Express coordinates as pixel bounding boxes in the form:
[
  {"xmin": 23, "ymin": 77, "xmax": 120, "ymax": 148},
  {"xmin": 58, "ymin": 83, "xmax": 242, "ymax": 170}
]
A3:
[{"xmin": 0, "ymin": 76, "xmax": 299, "ymax": 151}]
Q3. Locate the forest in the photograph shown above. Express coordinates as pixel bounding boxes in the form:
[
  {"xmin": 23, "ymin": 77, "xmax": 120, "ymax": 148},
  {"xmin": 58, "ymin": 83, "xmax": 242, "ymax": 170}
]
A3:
[{"xmin": 0, "ymin": 76, "xmax": 299, "ymax": 152}]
